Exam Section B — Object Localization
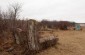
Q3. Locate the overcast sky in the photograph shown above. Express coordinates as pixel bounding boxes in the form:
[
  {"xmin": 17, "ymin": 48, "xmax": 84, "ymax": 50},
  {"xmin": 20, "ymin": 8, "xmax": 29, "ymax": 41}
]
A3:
[{"xmin": 0, "ymin": 0, "xmax": 85, "ymax": 23}]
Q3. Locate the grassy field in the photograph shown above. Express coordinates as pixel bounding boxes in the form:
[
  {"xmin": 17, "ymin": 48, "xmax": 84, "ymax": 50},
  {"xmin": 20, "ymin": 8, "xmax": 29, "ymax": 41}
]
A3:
[
  {"xmin": 37, "ymin": 29, "xmax": 85, "ymax": 55},
  {"xmin": 0, "ymin": 28, "xmax": 85, "ymax": 55}
]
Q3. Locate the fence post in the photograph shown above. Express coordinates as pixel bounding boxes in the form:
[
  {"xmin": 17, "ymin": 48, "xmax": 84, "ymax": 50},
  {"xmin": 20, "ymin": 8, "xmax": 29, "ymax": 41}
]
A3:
[{"xmin": 28, "ymin": 20, "xmax": 39, "ymax": 51}]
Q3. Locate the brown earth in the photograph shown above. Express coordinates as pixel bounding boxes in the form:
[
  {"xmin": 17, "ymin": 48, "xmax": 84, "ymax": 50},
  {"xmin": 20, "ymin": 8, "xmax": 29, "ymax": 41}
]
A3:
[{"xmin": 37, "ymin": 29, "xmax": 85, "ymax": 55}]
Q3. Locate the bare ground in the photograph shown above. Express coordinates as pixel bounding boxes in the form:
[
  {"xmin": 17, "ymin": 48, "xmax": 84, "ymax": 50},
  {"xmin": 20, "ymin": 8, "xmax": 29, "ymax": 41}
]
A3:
[{"xmin": 37, "ymin": 30, "xmax": 85, "ymax": 55}]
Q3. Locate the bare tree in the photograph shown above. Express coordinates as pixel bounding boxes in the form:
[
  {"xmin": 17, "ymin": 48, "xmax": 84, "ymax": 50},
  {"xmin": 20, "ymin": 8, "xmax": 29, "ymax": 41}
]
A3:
[
  {"xmin": 7, "ymin": 3, "xmax": 22, "ymax": 44},
  {"xmin": 10, "ymin": 3, "xmax": 21, "ymax": 19},
  {"xmin": 8, "ymin": 3, "xmax": 22, "ymax": 28}
]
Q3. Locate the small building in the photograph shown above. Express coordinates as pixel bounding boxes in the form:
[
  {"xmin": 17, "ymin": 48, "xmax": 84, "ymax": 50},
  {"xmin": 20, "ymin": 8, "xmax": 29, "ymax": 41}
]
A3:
[{"xmin": 75, "ymin": 24, "xmax": 81, "ymax": 30}]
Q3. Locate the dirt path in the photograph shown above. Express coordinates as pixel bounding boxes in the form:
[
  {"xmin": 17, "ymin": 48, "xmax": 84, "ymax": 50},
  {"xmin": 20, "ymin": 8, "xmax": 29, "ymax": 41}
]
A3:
[{"xmin": 37, "ymin": 30, "xmax": 85, "ymax": 55}]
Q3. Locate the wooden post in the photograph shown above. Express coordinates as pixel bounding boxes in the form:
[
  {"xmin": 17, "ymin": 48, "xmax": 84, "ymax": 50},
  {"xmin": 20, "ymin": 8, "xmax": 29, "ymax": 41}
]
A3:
[{"xmin": 28, "ymin": 20, "xmax": 39, "ymax": 51}]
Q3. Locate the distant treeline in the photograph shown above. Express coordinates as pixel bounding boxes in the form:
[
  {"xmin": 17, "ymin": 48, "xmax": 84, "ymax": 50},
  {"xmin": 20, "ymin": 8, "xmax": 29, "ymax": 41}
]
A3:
[
  {"xmin": 38, "ymin": 20, "xmax": 75, "ymax": 30},
  {"xmin": 0, "ymin": 18, "xmax": 75, "ymax": 32}
]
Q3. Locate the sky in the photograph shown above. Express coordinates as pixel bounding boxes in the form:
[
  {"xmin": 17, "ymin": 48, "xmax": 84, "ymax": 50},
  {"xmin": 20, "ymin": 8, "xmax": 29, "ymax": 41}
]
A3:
[{"xmin": 0, "ymin": 0, "xmax": 85, "ymax": 23}]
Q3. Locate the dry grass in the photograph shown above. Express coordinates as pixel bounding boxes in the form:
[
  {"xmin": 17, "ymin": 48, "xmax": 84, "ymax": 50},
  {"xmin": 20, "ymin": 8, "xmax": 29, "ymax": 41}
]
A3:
[
  {"xmin": 0, "ymin": 28, "xmax": 85, "ymax": 55},
  {"xmin": 37, "ymin": 29, "xmax": 85, "ymax": 55}
]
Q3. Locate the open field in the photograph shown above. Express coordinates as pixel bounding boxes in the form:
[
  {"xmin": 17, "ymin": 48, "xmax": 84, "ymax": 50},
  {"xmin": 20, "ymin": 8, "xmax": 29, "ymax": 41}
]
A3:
[
  {"xmin": 37, "ymin": 29, "xmax": 85, "ymax": 55},
  {"xmin": 0, "ymin": 28, "xmax": 85, "ymax": 55}
]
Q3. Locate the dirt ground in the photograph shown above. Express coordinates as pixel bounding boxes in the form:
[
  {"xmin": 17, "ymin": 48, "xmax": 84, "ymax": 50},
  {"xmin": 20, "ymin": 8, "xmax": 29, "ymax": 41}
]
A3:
[{"xmin": 37, "ymin": 29, "xmax": 85, "ymax": 55}]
